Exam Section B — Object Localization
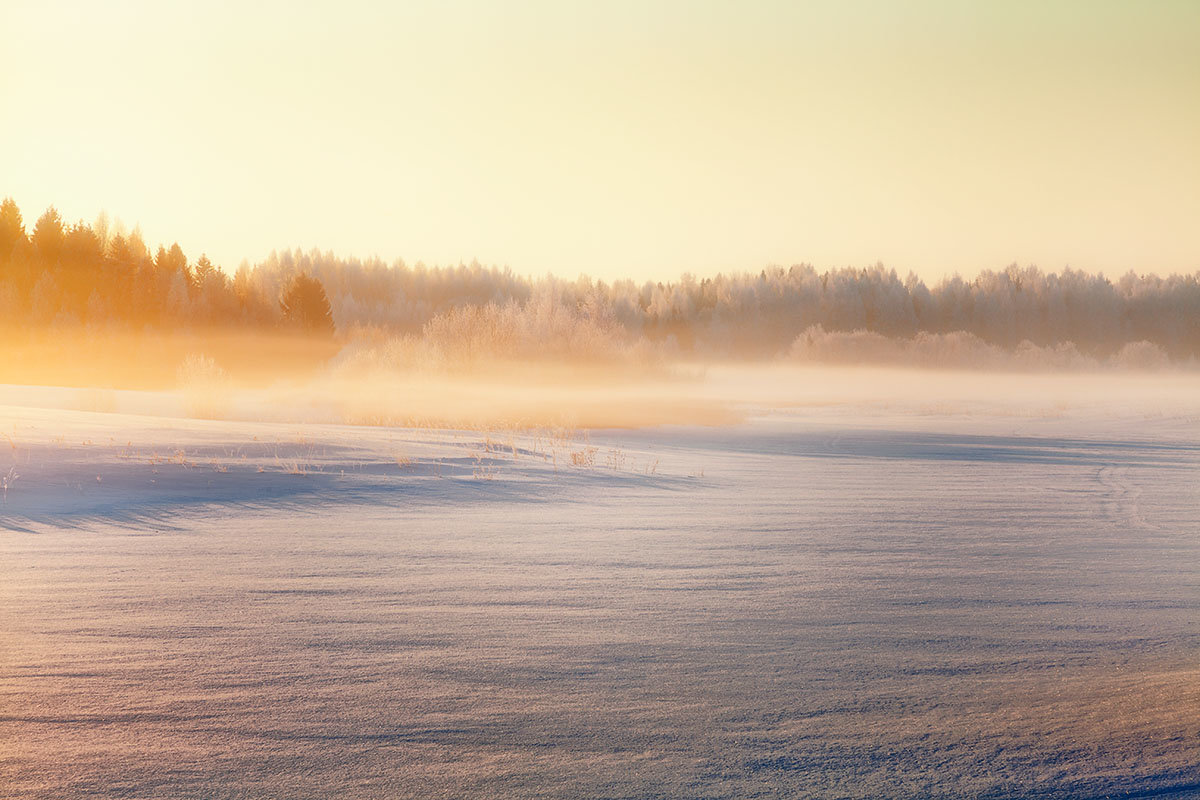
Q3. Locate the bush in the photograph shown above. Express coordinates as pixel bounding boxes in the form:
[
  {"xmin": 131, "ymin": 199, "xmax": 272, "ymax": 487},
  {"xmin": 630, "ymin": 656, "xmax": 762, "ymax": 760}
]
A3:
[{"xmin": 176, "ymin": 353, "xmax": 232, "ymax": 418}]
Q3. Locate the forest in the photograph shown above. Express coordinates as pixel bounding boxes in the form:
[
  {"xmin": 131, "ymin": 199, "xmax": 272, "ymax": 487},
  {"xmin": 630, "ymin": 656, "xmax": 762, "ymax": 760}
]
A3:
[{"xmin": 2, "ymin": 198, "xmax": 1198, "ymax": 385}]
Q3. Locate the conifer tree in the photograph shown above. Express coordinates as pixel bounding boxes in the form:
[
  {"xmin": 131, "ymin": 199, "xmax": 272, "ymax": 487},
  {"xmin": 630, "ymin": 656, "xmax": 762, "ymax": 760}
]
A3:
[{"xmin": 279, "ymin": 273, "xmax": 335, "ymax": 336}]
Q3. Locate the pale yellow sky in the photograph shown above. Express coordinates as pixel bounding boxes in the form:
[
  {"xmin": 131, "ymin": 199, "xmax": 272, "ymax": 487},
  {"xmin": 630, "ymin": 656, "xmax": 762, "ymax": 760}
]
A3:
[{"xmin": 2, "ymin": 0, "xmax": 1198, "ymax": 282}]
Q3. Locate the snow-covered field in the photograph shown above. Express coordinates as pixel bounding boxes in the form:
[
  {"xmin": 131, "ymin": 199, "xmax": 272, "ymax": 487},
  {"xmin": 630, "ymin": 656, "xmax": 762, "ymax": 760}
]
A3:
[{"xmin": 2, "ymin": 373, "xmax": 1199, "ymax": 799}]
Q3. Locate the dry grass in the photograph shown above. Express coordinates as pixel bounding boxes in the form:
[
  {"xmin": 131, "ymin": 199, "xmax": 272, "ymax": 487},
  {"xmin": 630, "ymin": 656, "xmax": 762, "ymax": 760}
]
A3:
[
  {"xmin": 2, "ymin": 466, "xmax": 17, "ymax": 504},
  {"xmin": 278, "ymin": 459, "xmax": 311, "ymax": 476},
  {"xmin": 471, "ymin": 464, "xmax": 499, "ymax": 480},
  {"xmin": 177, "ymin": 353, "xmax": 233, "ymax": 419},
  {"xmin": 570, "ymin": 447, "xmax": 598, "ymax": 468}
]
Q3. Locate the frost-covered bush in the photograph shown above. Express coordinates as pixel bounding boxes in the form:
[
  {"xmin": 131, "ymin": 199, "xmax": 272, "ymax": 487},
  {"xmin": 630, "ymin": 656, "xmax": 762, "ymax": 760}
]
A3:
[
  {"xmin": 176, "ymin": 353, "xmax": 232, "ymax": 418},
  {"xmin": 788, "ymin": 325, "xmax": 1173, "ymax": 371}
]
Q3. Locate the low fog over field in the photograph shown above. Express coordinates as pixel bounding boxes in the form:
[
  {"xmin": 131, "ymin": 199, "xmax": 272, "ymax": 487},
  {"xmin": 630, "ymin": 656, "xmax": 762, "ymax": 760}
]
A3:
[
  {"xmin": 2, "ymin": 369, "xmax": 1199, "ymax": 799},
  {"xmin": 3, "ymin": 197, "xmax": 1199, "ymax": 391}
]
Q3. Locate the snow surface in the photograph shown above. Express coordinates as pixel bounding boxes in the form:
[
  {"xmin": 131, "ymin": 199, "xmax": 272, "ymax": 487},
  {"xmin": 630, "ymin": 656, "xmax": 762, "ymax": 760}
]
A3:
[{"xmin": 1, "ymin": 379, "xmax": 1199, "ymax": 799}]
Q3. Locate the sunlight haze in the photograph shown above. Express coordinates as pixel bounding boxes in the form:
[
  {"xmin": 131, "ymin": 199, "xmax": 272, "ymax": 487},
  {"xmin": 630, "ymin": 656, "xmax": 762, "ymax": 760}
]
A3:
[
  {"xmin": 4, "ymin": 0, "xmax": 1198, "ymax": 280},
  {"xmin": 5, "ymin": 5, "xmax": 1200, "ymax": 798}
]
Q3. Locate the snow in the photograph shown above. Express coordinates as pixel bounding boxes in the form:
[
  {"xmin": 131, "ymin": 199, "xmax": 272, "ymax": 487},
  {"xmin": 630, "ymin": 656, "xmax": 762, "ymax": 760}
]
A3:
[{"xmin": 1, "ymin": 373, "xmax": 1199, "ymax": 799}]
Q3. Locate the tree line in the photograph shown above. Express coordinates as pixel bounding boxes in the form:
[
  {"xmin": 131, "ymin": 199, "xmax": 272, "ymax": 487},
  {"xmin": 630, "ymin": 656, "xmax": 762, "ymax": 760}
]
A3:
[
  {"xmin": 3, "ymin": 198, "xmax": 1199, "ymax": 361},
  {"xmin": 0, "ymin": 200, "xmax": 332, "ymax": 335}
]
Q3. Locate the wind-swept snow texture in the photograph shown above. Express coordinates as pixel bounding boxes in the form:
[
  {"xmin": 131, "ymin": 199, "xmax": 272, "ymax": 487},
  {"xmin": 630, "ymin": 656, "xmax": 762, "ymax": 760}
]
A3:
[{"xmin": 2, "ymin": 400, "xmax": 1199, "ymax": 799}]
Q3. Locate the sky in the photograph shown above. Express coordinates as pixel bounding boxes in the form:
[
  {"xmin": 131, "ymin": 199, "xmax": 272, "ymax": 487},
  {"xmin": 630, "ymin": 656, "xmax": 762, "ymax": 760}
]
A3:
[{"xmin": 2, "ymin": 0, "xmax": 1198, "ymax": 283}]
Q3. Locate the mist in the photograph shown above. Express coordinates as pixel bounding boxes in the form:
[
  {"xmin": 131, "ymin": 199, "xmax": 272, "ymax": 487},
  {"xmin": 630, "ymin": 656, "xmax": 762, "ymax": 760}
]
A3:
[{"xmin": 2, "ymin": 195, "xmax": 1198, "ymax": 431}]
